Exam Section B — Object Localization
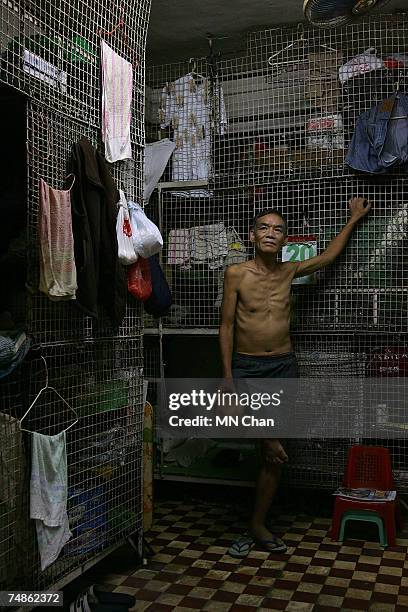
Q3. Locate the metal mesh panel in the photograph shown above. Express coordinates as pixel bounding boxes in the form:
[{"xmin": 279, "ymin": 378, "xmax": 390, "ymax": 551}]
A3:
[
  {"xmin": 1, "ymin": 341, "xmax": 143, "ymax": 590},
  {"xmin": 287, "ymin": 333, "xmax": 408, "ymax": 491},
  {"xmin": 147, "ymin": 16, "xmax": 408, "ymax": 491},
  {"xmin": 0, "ymin": 0, "xmax": 150, "ymax": 143},
  {"xmin": 26, "ymin": 101, "xmax": 144, "ymax": 345},
  {"xmin": 1, "ymin": 0, "xmax": 150, "ymax": 593}
]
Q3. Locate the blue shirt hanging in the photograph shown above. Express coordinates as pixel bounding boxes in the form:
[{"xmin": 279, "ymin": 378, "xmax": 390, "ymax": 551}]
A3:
[{"xmin": 346, "ymin": 93, "xmax": 408, "ymax": 173}]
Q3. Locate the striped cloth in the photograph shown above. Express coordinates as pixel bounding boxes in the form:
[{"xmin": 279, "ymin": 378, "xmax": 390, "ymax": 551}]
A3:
[
  {"xmin": 38, "ymin": 177, "xmax": 77, "ymax": 301},
  {"xmin": 101, "ymin": 40, "xmax": 133, "ymax": 163}
]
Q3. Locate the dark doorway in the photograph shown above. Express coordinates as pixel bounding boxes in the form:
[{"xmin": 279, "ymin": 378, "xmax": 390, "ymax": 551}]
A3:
[{"xmin": 0, "ymin": 84, "xmax": 27, "ymax": 327}]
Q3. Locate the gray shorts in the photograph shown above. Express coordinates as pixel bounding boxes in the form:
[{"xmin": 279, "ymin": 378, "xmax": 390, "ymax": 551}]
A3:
[
  {"xmin": 232, "ymin": 352, "xmax": 299, "ymax": 447},
  {"xmin": 232, "ymin": 352, "xmax": 299, "ymax": 379}
]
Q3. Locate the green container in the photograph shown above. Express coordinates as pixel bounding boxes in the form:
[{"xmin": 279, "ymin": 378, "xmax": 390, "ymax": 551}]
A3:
[
  {"xmin": 66, "ymin": 36, "xmax": 96, "ymax": 64},
  {"xmin": 78, "ymin": 380, "xmax": 129, "ymax": 416}
]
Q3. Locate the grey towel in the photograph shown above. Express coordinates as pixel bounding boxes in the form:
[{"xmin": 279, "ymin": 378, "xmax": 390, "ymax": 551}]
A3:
[{"xmin": 30, "ymin": 431, "xmax": 72, "ymax": 570}]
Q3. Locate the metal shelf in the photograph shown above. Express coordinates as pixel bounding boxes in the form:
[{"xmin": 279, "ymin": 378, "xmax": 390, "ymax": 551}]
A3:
[
  {"xmin": 154, "ymin": 473, "xmax": 255, "ymax": 487},
  {"xmin": 157, "ymin": 180, "xmax": 209, "ymax": 191},
  {"xmin": 143, "ymin": 327, "xmax": 218, "ymax": 335}
]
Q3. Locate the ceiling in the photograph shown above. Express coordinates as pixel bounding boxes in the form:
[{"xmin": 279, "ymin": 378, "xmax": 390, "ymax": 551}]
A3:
[{"xmin": 146, "ymin": 0, "xmax": 407, "ymax": 65}]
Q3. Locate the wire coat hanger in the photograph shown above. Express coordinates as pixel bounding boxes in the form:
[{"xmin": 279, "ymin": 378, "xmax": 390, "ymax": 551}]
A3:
[
  {"xmin": 188, "ymin": 57, "xmax": 206, "ymax": 81},
  {"xmin": 268, "ymin": 24, "xmax": 338, "ymax": 68},
  {"xmin": 19, "ymin": 357, "xmax": 79, "ymax": 435}
]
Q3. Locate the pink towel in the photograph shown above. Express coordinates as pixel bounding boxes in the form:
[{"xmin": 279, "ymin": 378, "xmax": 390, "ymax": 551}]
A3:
[
  {"xmin": 38, "ymin": 176, "xmax": 77, "ymax": 301},
  {"xmin": 101, "ymin": 40, "xmax": 133, "ymax": 163}
]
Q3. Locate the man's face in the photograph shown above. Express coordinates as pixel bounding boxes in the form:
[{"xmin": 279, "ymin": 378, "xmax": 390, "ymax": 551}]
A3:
[{"xmin": 250, "ymin": 213, "xmax": 288, "ymax": 254}]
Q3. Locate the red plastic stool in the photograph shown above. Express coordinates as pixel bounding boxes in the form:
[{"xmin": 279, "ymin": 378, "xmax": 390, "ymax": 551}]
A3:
[{"xmin": 330, "ymin": 445, "xmax": 398, "ymax": 546}]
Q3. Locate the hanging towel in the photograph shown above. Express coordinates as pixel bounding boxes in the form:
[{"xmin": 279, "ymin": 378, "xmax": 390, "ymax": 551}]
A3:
[
  {"xmin": 167, "ymin": 229, "xmax": 191, "ymax": 267},
  {"xmin": 190, "ymin": 223, "xmax": 228, "ymax": 269},
  {"xmin": 38, "ymin": 176, "xmax": 77, "ymax": 301},
  {"xmin": 101, "ymin": 40, "xmax": 133, "ymax": 163},
  {"xmin": 30, "ymin": 431, "xmax": 72, "ymax": 570},
  {"xmin": 144, "ymin": 139, "xmax": 176, "ymax": 201}
]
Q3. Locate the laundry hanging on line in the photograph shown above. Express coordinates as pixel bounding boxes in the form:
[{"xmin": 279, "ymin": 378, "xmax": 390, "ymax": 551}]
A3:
[{"xmin": 167, "ymin": 223, "xmax": 228, "ymax": 270}]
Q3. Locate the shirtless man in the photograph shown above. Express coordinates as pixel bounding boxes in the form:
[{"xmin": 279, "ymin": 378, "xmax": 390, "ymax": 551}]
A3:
[{"xmin": 219, "ymin": 197, "xmax": 371, "ymax": 555}]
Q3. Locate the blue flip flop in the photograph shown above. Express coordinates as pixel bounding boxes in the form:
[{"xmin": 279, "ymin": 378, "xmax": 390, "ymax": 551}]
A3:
[
  {"xmin": 228, "ymin": 535, "xmax": 254, "ymax": 558},
  {"xmin": 255, "ymin": 534, "xmax": 287, "ymax": 553}
]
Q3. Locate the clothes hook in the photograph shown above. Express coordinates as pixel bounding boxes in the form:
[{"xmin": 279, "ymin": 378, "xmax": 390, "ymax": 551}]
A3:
[
  {"xmin": 98, "ymin": 17, "xmax": 139, "ymax": 68},
  {"xmin": 41, "ymin": 355, "xmax": 49, "ymax": 388},
  {"xmin": 189, "ymin": 57, "xmax": 197, "ymax": 74},
  {"xmin": 98, "ymin": 19, "xmax": 125, "ymax": 37}
]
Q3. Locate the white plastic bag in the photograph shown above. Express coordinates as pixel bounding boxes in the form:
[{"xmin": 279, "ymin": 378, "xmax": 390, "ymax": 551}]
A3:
[
  {"xmin": 128, "ymin": 201, "xmax": 163, "ymax": 258},
  {"xmin": 339, "ymin": 49, "xmax": 384, "ymax": 84},
  {"xmin": 116, "ymin": 190, "xmax": 138, "ymax": 265}
]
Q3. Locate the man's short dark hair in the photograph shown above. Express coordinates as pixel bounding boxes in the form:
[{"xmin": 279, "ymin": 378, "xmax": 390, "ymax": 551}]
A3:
[{"xmin": 252, "ymin": 209, "xmax": 287, "ymax": 234}]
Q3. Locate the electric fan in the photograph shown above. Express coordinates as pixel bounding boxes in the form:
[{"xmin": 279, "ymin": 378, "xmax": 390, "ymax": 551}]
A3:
[{"xmin": 304, "ymin": 0, "xmax": 390, "ymax": 28}]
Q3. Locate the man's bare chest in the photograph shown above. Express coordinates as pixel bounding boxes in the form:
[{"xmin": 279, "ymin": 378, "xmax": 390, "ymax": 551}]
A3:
[{"xmin": 238, "ymin": 274, "xmax": 292, "ymax": 311}]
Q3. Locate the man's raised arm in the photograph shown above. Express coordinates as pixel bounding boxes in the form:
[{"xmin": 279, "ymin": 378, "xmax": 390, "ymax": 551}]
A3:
[{"xmin": 294, "ymin": 197, "xmax": 371, "ymax": 278}]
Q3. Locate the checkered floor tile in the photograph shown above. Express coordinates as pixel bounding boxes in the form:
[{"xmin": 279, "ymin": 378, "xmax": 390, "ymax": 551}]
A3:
[{"xmin": 99, "ymin": 500, "xmax": 408, "ymax": 611}]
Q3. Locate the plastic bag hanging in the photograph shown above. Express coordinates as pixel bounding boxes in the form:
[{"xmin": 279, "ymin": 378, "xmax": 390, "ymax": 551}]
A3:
[
  {"xmin": 128, "ymin": 201, "xmax": 163, "ymax": 258},
  {"xmin": 116, "ymin": 190, "xmax": 138, "ymax": 265},
  {"xmin": 127, "ymin": 257, "xmax": 152, "ymax": 301}
]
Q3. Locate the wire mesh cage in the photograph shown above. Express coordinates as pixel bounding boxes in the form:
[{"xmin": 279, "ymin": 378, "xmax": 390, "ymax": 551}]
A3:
[
  {"xmin": 0, "ymin": 0, "xmax": 150, "ymax": 142},
  {"xmin": 0, "ymin": 341, "xmax": 143, "ymax": 590},
  {"xmin": 146, "ymin": 16, "xmax": 408, "ymax": 333},
  {"xmin": 0, "ymin": 0, "xmax": 150, "ymax": 593},
  {"xmin": 146, "ymin": 15, "xmax": 408, "ymax": 490}
]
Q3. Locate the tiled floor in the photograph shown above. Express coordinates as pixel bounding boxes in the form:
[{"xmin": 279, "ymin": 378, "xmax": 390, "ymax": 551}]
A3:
[{"xmin": 96, "ymin": 499, "xmax": 408, "ymax": 612}]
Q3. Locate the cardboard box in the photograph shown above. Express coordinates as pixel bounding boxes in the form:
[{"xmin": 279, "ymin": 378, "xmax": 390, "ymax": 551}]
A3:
[
  {"xmin": 253, "ymin": 144, "xmax": 291, "ymax": 170},
  {"xmin": 292, "ymin": 148, "xmax": 345, "ymax": 169}
]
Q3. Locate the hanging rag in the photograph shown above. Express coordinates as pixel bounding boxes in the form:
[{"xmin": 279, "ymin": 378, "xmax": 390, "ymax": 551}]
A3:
[
  {"xmin": 144, "ymin": 139, "xmax": 176, "ymax": 201},
  {"xmin": 30, "ymin": 431, "xmax": 72, "ymax": 570},
  {"xmin": 189, "ymin": 223, "xmax": 228, "ymax": 269},
  {"xmin": 101, "ymin": 40, "xmax": 133, "ymax": 163},
  {"xmin": 167, "ymin": 229, "xmax": 191, "ymax": 267},
  {"xmin": 38, "ymin": 176, "xmax": 77, "ymax": 301},
  {"xmin": 215, "ymin": 228, "xmax": 248, "ymax": 307}
]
